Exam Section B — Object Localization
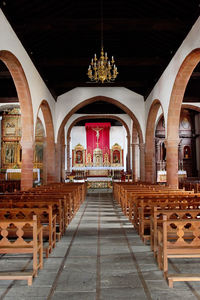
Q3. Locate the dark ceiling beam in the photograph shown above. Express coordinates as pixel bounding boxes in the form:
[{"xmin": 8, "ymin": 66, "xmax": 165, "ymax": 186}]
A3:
[
  {"xmin": 0, "ymin": 97, "xmax": 19, "ymax": 103},
  {"xmin": 53, "ymin": 80, "xmax": 145, "ymax": 89},
  {"xmin": 14, "ymin": 18, "xmax": 186, "ymax": 33},
  {"xmin": 0, "ymin": 71, "xmax": 12, "ymax": 78},
  {"xmin": 191, "ymin": 72, "xmax": 200, "ymax": 78},
  {"xmin": 183, "ymin": 96, "xmax": 200, "ymax": 102},
  {"xmin": 38, "ymin": 57, "xmax": 166, "ymax": 67}
]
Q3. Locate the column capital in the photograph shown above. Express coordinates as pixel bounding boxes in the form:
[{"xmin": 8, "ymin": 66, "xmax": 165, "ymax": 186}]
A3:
[
  {"xmin": 20, "ymin": 140, "xmax": 34, "ymax": 149},
  {"xmin": 139, "ymin": 143, "xmax": 145, "ymax": 150},
  {"xmin": 165, "ymin": 138, "xmax": 180, "ymax": 147}
]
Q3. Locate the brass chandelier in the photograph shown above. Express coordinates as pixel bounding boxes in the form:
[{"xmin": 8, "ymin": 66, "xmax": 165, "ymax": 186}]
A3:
[{"xmin": 87, "ymin": 0, "xmax": 118, "ymax": 83}]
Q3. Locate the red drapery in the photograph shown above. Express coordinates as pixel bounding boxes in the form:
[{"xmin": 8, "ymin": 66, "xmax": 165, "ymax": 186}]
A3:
[{"xmin": 85, "ymin": 123, "xmax": 111, "ymax": 159}]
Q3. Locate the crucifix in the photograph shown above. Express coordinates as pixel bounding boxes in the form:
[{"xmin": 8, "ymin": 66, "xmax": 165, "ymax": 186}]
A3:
[{"xmin": 92, "ymin": 127, "xmax": 103, "ymax": 147}]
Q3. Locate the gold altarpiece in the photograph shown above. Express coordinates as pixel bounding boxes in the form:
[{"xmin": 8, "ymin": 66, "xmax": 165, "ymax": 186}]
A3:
[
  {"xmin": 1, "ymin": 109, "xmax": 44, "ymax": 182},
  {"xmin": 1, "ymin": 108, "xmax": 22, "ymax": 170}
]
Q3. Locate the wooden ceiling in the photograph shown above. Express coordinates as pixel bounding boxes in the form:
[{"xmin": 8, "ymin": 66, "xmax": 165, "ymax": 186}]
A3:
[{"xmin": 0, "ymin": 0, "xmax": 200, "ymax": 105}]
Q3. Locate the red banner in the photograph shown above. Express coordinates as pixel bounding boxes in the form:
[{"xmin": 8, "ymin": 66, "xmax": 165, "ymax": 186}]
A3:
[{"xmin": 85, "ymin": 123, "xmax": 111, "ymax": 159}]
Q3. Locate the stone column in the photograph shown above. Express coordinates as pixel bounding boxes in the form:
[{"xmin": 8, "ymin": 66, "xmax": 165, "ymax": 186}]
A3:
[
  {"xmin": 139, "ymin": 143, "xmax": 145, "ymax": 182},
  {"xmin": 55, "ymin": 142, "xmax": 62, "ymax": 182},
  {"xmin": 42, "ymin": 137, "xmax": 47, "ymax": 185},
  {"xmin": 127, "ymin": 135, "xmax": 131, "ymax": 172},
  {"xmin": 166, "ymin": 138, "xmax": 179, "ymax": 188},
  {"xmin": 131, "ymin": 143, "xmax": 138, "ymax": 182},
  {"xmin": 61, "ymin": 142, "xmax": 66, "ymax": 182},
  {"xmin": 20, "ymin": 140, "xmax": 34, "ymax": 191},
  {"xmin": 67, "ymin": 136, "xmax": 71, "ymax": 172}
]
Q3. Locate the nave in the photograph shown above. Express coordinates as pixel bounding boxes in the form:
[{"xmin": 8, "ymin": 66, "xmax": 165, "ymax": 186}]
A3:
[{"xmin": 0, "ymin": 192, "xmax": 200, "ymax": 300}]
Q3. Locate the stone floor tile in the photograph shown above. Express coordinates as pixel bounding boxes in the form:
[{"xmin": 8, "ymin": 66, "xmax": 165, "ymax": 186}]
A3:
[{"xmin": 52, "ymin": 291, "xmax": 96, "ymax": 300}]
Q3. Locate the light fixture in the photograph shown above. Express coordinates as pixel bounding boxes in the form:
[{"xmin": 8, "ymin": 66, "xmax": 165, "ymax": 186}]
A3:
[{"xmin": 87, "ymin": 0, "xmax": 118, "ymax": 83}]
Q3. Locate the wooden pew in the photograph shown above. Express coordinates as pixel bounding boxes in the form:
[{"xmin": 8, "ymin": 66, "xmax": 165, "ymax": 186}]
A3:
[
  {"xmin": 0, "ymin": 206, "xmax": 56, "ymax": 257},
  {"xmin": 0, "ymin": 215, "xmax": 43, "ymax": 285},
  {"xmin": 151, "ymin": 207, "xmax": 200, "ymax": 257},
  {"xmin": 157, "ymin": 216, "xmax": 200, "ymax": 287}
]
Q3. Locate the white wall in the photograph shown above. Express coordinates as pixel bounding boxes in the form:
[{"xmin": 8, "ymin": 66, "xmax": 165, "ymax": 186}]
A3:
[
  {"xmin": 0, "ymin": 9, "xmax": 55, "ymax": 135},
  {"xmin": 71, "ymin": 127, "xmax": 87, "ymax": 149},
  {"xmin": 56, "ymin": 87, "xmax": 145, "ymax": 142}
]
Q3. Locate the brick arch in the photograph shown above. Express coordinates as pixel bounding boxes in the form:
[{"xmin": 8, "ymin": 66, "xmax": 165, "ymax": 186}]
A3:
[
  {"xmin": 56, "ymin": 96, "xmax": 144, "ymax": 181},
  {"xmin": 145, "ymin": 99, "xmax": 164, "ymax": 183},
  {"xmin": 181, "ymin": 104, "xmax": 200, "ymax": 113},
  {"xmin": 66, "ymin": 115, "xmax": 131, "ymax": 172},
  {"xmin": 167, "ymin": 49, "xmax": 200, "ymax": 187},
  {"xmin": 0, "ymin": 50, "xmax": 34, "ymax": 190},
  {"xmin": 56, "ymin": 96, "xmax": 143, "ymax": 181},
  {"xmin": 37, "ymin": 100, "xmax": 56, "ymax": 184},
  {"xmin": 57, "ymin": 96, "xmax": 144, "ymax": 144}
]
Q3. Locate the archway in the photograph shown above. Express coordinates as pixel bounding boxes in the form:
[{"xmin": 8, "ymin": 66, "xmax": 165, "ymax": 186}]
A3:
[
  {"xmin": 167, "ymin": 49, "xmax": 200, "ymax": 187},
  {"xmin": 37, "ymin": 100, "xmax": 56, "ymax": 184},
  {"xmin": 145, "ymin": 99, "xmax": 164, "ymax": 183},
  {"xmin": 0, "ymin": 51, "xmax": 34, "ymax": 190},
  {"xmin": 56, "ymin": 96, "xmax": 144, "ymax": 182},
  {"xmin": 66, "ymin": 115, "xmax": 131, "ymax": 175}
]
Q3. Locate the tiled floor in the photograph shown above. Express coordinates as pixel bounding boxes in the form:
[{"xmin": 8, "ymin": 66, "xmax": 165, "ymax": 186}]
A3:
[{"xmin": 0, "ymin": 192, "xmax": 200, "ymax": 299}]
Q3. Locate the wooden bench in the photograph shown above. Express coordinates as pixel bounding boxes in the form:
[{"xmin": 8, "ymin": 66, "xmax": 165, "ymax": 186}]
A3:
[
  {"xmin": 151, "ymin": 207, "xmax": 200, "ymax": 257},
  {"xmin": 0, "ymin": 215, "xmax": 43, "ymax": 285},
  {"xmin": 157, "ymin": 216, "xmax": 200, "ymax": 287},
  {"xmin": 0, "ymin": 206, "xmax": 56, "ymax": 257}
]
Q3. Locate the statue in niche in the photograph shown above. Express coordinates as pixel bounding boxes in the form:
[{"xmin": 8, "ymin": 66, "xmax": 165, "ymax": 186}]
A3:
[
  {"xmin": 86, "ymin": 153, "xmax": 93, "ymax": 166},
  {"xmin": 184, "ymin": 145, "xmax": 190, "ymax": 159},
  {"xmin": 103, "ymin": 153, "xmax": 110, "ymax": 167}
]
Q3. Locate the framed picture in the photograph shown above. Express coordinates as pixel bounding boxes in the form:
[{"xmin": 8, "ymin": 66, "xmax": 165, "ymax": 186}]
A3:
[
  {"xmin": 111, "ymin": 143, "xmax": 123, "ymax": 166},
  {"xmin": 73, "ymin": 144, "xmax": 85, "ymax": 167}
]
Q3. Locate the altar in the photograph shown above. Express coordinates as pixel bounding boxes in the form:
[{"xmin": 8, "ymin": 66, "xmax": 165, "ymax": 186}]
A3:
[
  {"xmin": 87, "ymin": 177, "xmax": 113, "ymax": 189},
  {"xmin": 5, "ymin": 168, "xmax": 40, "ymax": 183},
  {"xmin": 71, "ymin": 166, "xmax": 124, "ymax": 178},
  {"xmin": 71, "ymin": 122, "xmax": 124, "ymax": 177}
]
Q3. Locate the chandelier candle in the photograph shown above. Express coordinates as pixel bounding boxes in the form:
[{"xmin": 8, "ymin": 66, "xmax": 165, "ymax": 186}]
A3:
[{"xmin": 87, "ymin": 47, "xmax": 118, "ymax": 83}]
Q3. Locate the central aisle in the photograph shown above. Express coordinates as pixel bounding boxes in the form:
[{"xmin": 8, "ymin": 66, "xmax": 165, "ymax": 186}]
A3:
[{"xmin": 47, "ymin": 192, "xmax": 197, "ymax": 300}]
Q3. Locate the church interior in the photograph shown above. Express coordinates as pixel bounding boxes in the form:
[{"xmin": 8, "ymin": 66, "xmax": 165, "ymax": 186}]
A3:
[{"xmin": 1, "ymin": 1, "xmax": 200, "ymax": 299}]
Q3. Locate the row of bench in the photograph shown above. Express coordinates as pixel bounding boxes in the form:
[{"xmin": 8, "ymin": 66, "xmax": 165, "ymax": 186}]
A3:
[
  {"xmin": 0, "ymin": 182, "xmax": 87, "ymax": 285},
  {"xmin": 114, "ymin": 182, "xmax": 200, "ymax": 288}
]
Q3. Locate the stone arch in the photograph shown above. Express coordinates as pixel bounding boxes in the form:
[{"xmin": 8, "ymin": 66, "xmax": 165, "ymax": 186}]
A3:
[
  {"xmin": 56, "ymin": 96, "xmax": 144, "ymax": 182},
  {"xmin": 145, "ymin": 99, "xmax": 165, "ymax": 183},
  {"xmin": 37, "ymin": 100, "xmax": 56, "ymax": 184},
  {"xmin": 0, "ymin": 50, "xmax": 34, "ymax": 190},
  {"xmin": 66, "ymin": 115, "xmax": 131, "ymax": 172},
  {"xmin": 167, "ymin": 49, "xmax": 200, "ymax": 187}
]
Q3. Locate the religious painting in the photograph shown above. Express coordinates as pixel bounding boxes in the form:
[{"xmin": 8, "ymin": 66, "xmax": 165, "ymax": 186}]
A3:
[
  {"xmin": 75, "ymin": 150, "xmax": 83, "ymax": 164},
  {"xmin": 5, "ymin": 143, "xmax": 15, "ymax": 163},
  {"xmin": 34, "ymin": 144, "xmax": 43, "ymax": 163},
  {"xmin": 2, "ymin": 112, "xmax": 21, "ymax": 138},
  {"xmin": 113, "ymin": 150, "xmax": 120, "ymax": 163},
  {"xmin": 73, "ymin": 144, "xmax": 85, "ymax": 167},
  {"xmin": 1, "ymin": 142, "xmax": 18, "ymax": 169},
  {"xmin": 111, "ymin": 143, "xmax": 123, "ymax": 167}
]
